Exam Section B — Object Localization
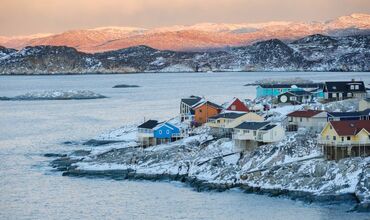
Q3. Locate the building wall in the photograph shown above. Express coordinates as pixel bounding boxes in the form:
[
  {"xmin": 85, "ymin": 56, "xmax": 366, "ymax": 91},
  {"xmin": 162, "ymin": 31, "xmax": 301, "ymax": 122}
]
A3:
[
  {"xmin": 194, "ymin": 105, "xmax": 220, "ymax": 125},
  {"xmin": 227, "ymin": 99, "xmax": 249, "ymax": 112},
  {"xmin": 257, "ymin": 87, "xmax": 290, "ymax": 98},
  {"xmin": 261, "ymin": 126, "xmax": 285, "ymax": 143},
  {"xmin": 289, "ymin": 114, "xmax": 327, "ymax": 132},
  {"xmin": 227, "ymin": 113, "xmax": 264, "ymax": 128},
  {"xmin": 154, "ymin": 124, "xmax": 180, "ymax": 139},
  {"xmin": 207, "ymin": 112, "xmax": 264, "ymax": 129}
]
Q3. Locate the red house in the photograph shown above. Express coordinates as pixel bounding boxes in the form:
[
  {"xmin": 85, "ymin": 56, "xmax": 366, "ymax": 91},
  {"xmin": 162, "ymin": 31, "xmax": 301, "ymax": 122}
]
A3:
[{"xmin": 224, "ymin": 98, "xmax": 249, "ymax": 112}]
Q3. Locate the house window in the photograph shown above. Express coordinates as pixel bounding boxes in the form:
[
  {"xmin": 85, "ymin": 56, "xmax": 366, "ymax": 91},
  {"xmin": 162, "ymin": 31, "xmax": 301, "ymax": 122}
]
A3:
[
  {"xmin": 289, "ymin": 117, "xmax": 293, "ymax": 122},
  {"xmin": 332, "ymin": 86, "xmax": 336, "ymax": 90},
  {"xmin": 159, "ymin": 130, "xmax": 162, "ymax": 134},
  {"xmin": 355, "ymin": 85, "xmax": 359, "ymax": 90},
  {"xmin": 231, "ymin": 105, "xmax": 236, "ymax": 110},
  {"xmin": 347, "ymin": 93, "xmax": 352, "ymax": 97},
  {"xmin": 347, "ymin": 136, "xmax": 351, "ymax": 140},
  {"xmin": 199, "ymin": 109, "xmax": 202, "ymax": 113},
  {"xmin": 326, "ymin": 135, "xmax": 329, "ymax": 140},
  {"xmin": 332, "ymin": 93, "xmax": 337, "ymax": 98},
  {"xmin": 166, "ymin": 130, "xmax": 170, "ymax": 134},
  {"xmin": 300, "ymin": 117, "xmax": 302, "ymax": 122},
  {"xmin": 341, "ymin": 137, "xmax": 344, "ymax": 142},
  {"xmin": 350, "ymin": 85, "xmax": 354, "ymax": 90},
  {"xmin": 330, "ymin": 125, "xmax": 332, "ymax": 129},
  {"xmin": 290, "ymin": 96, "xmax": 297, "ymax": 101},
  {"xmin": 333, "ymin": 136, "xmax": 336, "ymax": 141}
]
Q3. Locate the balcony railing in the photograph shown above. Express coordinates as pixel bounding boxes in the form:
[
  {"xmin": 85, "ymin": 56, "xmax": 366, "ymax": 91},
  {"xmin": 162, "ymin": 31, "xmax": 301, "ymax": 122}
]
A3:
[{"xmin": 318, "ymin": 139, "xmax": 370, "ymax": 146}]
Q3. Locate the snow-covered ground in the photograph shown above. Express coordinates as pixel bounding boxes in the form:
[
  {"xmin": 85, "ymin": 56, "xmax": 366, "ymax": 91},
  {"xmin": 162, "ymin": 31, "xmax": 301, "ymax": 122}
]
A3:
[{"xmin": 60, "ymin": 117, "xmax": 369, "ymax": 211}]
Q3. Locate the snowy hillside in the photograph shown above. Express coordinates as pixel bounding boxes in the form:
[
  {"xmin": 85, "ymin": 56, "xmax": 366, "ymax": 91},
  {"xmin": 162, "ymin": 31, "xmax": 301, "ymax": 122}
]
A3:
[
  {"xmin": 0, "ymin": 34, "xmax": 369, "ymax": 74},
  {"xmin": 50, "ymin": 125, "xmax": 370, "ymax": 212}
]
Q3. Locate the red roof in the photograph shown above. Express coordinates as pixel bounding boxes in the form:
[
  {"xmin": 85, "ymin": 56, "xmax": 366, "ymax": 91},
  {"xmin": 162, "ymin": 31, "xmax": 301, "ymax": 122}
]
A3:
[
  {"xmin": 287, "ymin": 110, "xmax": 323, "ymax": 118},
  {"xmin": 330, "ymin": 120, "xmax": 370, "ymax": 136}
]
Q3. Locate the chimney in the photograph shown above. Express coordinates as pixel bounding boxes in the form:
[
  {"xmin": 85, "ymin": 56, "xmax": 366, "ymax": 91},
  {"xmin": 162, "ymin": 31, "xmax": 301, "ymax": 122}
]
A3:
[{"xmin": 351, "ymin": 78, "xmax": 355, "ymax": 82}]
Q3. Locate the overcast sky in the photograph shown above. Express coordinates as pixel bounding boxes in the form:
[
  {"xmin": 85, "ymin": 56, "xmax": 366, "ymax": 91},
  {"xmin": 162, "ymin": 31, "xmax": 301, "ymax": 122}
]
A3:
[{"xmin": 1, "ymin": 0, "xmax": 369, "ymax": 36}]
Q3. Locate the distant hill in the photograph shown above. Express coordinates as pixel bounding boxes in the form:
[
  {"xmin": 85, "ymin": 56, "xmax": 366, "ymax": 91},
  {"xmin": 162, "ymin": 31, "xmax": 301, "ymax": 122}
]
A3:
[
  {"xmin": 0, "ymin": 34, "xmax": 369, "ymax": 74},
  {"xmin": 0, "ymin": 13, "xmax": 369, "ymax": 53}
]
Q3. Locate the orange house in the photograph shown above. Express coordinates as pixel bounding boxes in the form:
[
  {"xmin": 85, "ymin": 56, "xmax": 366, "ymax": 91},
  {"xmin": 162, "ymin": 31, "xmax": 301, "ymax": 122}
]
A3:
[{"xmin": 193, "ymin": 101, "xmax": 223, "ymax": 125}]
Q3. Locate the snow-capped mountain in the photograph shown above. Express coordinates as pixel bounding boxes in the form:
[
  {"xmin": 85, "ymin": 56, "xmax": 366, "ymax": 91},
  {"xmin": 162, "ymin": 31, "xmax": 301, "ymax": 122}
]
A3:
[
  {"xmin": 0, "ymin": 34, "xmax": 368, "ymax": 74},
  {"xmin": 0, "ymin": 14, "xmax": 369, "ymax": 53}
]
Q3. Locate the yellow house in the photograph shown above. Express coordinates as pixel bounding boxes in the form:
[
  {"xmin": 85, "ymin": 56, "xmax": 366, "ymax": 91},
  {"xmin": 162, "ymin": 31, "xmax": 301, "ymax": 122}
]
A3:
[
  {"xmin": 206, "ymin": 112, "xmax": 264, "ymax": 137},
  {"xmin": 319, "ymin": 120, "xmax": 370, "ymax": 160}
]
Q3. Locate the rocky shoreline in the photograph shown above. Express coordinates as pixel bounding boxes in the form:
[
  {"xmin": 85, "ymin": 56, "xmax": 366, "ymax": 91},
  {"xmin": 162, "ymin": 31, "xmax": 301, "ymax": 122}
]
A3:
[{"xmin": 47, "ymin": 128, "xmax": 370, "ymax": 212}]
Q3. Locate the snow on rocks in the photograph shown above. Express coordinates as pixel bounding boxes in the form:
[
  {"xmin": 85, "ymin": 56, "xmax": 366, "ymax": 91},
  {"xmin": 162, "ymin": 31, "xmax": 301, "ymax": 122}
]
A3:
[
  {"xmin": 0, "ymin": 90, "xmax": 107, "ymax": 101},
  {"xmin": 53, "ymin": 123, "xmax": 369, "ymax": 211}
]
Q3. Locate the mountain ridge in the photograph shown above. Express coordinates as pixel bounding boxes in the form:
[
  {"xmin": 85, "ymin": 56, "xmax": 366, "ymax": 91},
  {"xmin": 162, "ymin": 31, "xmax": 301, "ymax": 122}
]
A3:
[
  {"xmin": 0, "ymin": 33, "xmax": 369, "ymax": 74},
  {"xmin": 0, "ymin": 13, "xmax": 369, "ymax": 53}
]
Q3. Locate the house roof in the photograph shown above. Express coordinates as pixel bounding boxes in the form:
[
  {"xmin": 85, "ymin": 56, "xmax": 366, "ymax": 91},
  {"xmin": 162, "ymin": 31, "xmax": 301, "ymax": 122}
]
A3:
[
  {"xmin": 329, "ymin": 120, "xmax": 370, "ymax": 136},
  {"xmin": 154, "ymin": 122, "xmax": 179, "ymax": 131},
  {"xmin": 328, "ymin": 109, "xmax": 370, "ymax": 118},
  {"xmin": 193, "ymin": 101, "xmax": 223, "ymax": 110},
  {"xmin": 138, "ymin": 120, "xmax": 159, "ymax": 129},
  {"xmin": 258, "ymin": 83, "xmax": 323, "ymax": 89},
  {"xmin": 235, "ymin": 122, "xmax": 270, "ymax": 130},
  {"xmin": 287, "ymin": 110, "xmax": 324, "ymax": 118},
  {"xmin": 223, "ymin": 97, "xmax": 248, "ymax": 110},
  {"xmin": 324, "ymin": 81, "xmax": 366, "ymax": 93},
  {"xmin": 279, "ymin": 90, "xmax": 312, "ymax": 97},
  {"xmin": 181, "ymin": 96, "xmax": 203, "ymax": 107},
  {"xmin": 260, "ymin": 124, "xmax": 277, "ymax": 131},
  {"xmin": 209, "ymin": 112, "xmax": 246, "ymax": 120}
]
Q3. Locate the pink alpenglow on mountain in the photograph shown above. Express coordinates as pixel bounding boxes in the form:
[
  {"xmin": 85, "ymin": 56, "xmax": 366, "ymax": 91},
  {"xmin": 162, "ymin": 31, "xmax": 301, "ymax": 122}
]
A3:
[{"xmin": 0, "ymin": 13, "xmax": 369, "ymax": 53}]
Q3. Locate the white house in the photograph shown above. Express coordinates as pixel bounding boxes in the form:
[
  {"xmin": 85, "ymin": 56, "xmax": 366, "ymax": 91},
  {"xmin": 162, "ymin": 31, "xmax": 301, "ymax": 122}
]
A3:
[
  {"xmin": 286, "ymin": 110, "xmax": 327, "ymax": 132},
  {"xmin": 180, "ymin": 96, "xmax": 203, "ymax": 122},
  {"xmin": 206, "ymin": 112, "xmax": 264, "ymax": 137},
  {"xmin": 233, "ymin": 122, "xmax": 285, "ymax": 151},
  {"xmin": 137, "ymin": 120, "xmax": 159, "ymax": 147}
]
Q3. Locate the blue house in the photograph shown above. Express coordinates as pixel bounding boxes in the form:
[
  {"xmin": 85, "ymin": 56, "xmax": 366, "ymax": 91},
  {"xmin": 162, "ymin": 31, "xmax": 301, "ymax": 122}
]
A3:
[
  {"xmin": 153, "ymin": 122, "xmax": 182, "ymax": 144},
  {"xmin": 256, "ymin": 83, "xmax": 324, "ymax": 98}
]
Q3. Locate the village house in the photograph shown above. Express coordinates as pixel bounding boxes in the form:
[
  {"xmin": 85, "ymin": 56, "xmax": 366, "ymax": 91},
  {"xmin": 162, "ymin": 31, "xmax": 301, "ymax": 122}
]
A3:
[
  {"xmin": 286, "ymin": 110, "xmax": 327, "ymax": 132},
  {"xmin": 193, "ymin": 101, "xmax": 223, "ymax": 125},
  {"xmin": 327, "ymin": 109, "xmax": 370, "ymax": 121},
  {"xmin": 153, "ymin": 122, "xmax": 182, "ymax": 145},
  {"xmin": 359, "ymin": 98, "xmax": 370, "ymax": 111},
  {"xmin": 223, "ymin": 97, "xmax": 249, "ymax": 112},
  {"xmin": 319, "ymin": 120, "xmax": 370, "ymax": 161},
  {"xmin": 206, "ymin": 112, "xmax": 264, "ymax": 137},
  {"xmin": 256, "ymin": 83, "xmax": 323, "ymax": 98},
  {"xmin": 323, "ymin": 80, "xmax": 367, "ymax": 101},
  {"xmin": 180, "ymin": 95, "xmax": 203, "ymax": 121},
  {"xmin": 233, "ymin": 122, "xmax": 285, "ymax": 151},
  {"xmin": 277, "ymin": 90, "xmax": 314, "ymax": 105},
  {"xmin": 137, "ymin": 120, "xmax": 160, "ymax": 147}
]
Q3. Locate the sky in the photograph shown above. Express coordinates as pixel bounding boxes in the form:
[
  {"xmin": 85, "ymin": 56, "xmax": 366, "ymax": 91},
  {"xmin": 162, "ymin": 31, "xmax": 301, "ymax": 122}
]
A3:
[{"xmin": 0, "ymin": 0, "xmax": 369, "ymax": 36}]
